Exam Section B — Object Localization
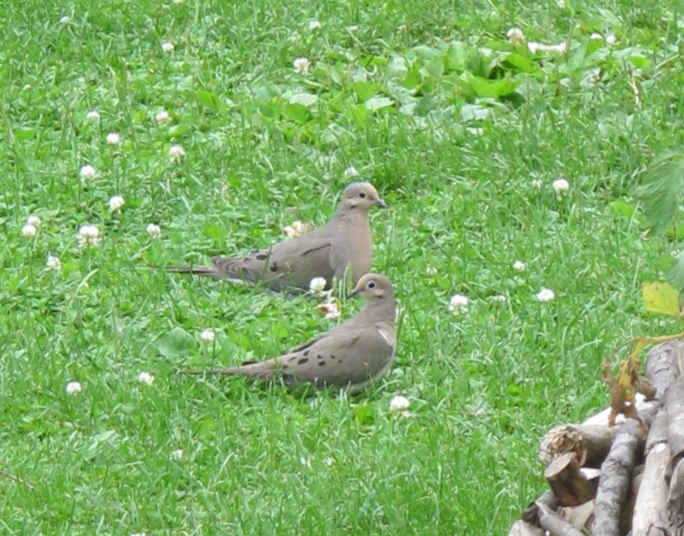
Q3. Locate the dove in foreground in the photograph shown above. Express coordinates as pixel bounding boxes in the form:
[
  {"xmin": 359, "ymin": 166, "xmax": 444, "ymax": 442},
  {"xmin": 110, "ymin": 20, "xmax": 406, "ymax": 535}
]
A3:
[
  {"xmin": 183, "ymin": 273, "xmax": 397, "ymax": 395},
  {"xmin": 164, "ymin": 182, "xmax": 389, "ymax": 293}
]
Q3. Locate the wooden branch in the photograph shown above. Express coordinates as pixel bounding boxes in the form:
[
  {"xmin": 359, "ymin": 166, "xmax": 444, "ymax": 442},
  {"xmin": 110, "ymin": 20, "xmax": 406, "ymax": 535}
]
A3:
[
  {"xmin": 645, "ymin": 340, "xmax": 684, "ymax": 401},
  {"xmin": 620, "ymin": 468, "xmax": 643, "ymax": 536},
  {"xmin": 507, "ymin": 521, "xmax": 544, "ymax": 536},
  {"xmin": 632, "ymin": 415, "xmax": 670, "ymax": 536},
  {"xmin": 592, "ymin": 407, "xmax": 656, "ymax": 536},
  {"xmin": 666, "ymin": 377, "xmax": 684, "ymax": 536},
  {"xmin": 535, "ymin": 493, "xmax": 586, "ymax": 536},
  {"xmin": 668, "ymin": 460, "xmax": 684, "ymax": 536},
  {"xmin": 521, "ymin": 490, "xmax": 557, "ymax": 525},
  {"xmin": 544, "ymin": 452, "xmax": 596, "ymax": 506},
  {"xmin": 539, "ymin": 424, "xmax": 617, "ymax": 469}
]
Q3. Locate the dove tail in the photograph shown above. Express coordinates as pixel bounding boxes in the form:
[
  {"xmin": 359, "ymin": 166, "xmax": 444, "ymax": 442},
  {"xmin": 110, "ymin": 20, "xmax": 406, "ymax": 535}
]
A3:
[
  {"xmin": 163, "ymin": 265, "xmax": 221, "ymax": 277},
  {"xmin": 179, "ymin": 367, "xmax": 241, "ymax": 376}
]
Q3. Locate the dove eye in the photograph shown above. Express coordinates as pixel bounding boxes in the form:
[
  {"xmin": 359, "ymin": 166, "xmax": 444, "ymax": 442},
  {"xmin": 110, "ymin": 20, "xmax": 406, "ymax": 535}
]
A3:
[
  {"xmin": 367, "ymin": 281, "xmax": 376, "ymax": 289},
  {"xmin": 359, "ymin": 192, "xmax": 367, "ymax": 198}
]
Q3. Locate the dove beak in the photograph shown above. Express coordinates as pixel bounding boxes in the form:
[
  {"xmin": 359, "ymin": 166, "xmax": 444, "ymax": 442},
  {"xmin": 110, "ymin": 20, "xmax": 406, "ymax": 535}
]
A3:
[
  {"xmin": 375, "ymin": 198, "xmax": 389, "ymax": 209},
  {"xmin": 349, "ymin": 285, "xmax": 363, "ymax": 298}
]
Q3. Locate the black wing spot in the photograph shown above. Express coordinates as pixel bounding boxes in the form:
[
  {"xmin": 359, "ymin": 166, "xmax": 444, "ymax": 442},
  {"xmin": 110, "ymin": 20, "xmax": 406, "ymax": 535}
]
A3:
[
  {"xmin": 318, "ymin": 361, "xmax": 326, "ymax": 367},
  {"xmin": 270, "ymin": 263, "xmax": 278, "ymax": 272},
  {"xmin": 329, "ymin": 355, "xmax": 336, "ymax": 360},
  {"xmin": 282, "ymin": 364, "xmax": 289, "ymax": 370},
  {"xmin": 256, "ymin": 254, "xmax": 268, "ymax": 261},
  {"xmin": 303, "ymin": 350, "xmax": 310, "ymax": 356},
  {"xmin": 297, "ymin": 358, "xmax": 309, "ymax": 365},
  {"xmin": 317, "ymin": 354, "xmax": 323, "ymax": 360},
  {"xmin": 288, "ymin": 356, "xmax": 297, "ymax": 362}
]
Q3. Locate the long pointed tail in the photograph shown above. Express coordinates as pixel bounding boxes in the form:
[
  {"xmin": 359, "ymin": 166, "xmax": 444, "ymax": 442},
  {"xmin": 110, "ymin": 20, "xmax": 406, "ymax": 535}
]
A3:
[
  {"xmin": 179, "ymin": 367, "xmax": 239, "ymax": 376},
  {"xmin": 163, "ymin": 265, "xmax": 220, "ymax": 277}
]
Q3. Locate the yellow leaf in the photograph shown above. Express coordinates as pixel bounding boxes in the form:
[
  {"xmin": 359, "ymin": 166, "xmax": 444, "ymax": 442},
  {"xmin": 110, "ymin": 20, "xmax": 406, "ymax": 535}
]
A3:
[{"xmin": 642, "ymin": 282, "xmax": 681, "ymax": 316}]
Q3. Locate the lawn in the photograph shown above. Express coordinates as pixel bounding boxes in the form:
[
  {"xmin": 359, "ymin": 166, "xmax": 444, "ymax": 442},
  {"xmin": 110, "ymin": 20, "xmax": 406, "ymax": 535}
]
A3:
[{"xmin": 1, "ymin": 0, "xmax": 682, "ymax": 534}]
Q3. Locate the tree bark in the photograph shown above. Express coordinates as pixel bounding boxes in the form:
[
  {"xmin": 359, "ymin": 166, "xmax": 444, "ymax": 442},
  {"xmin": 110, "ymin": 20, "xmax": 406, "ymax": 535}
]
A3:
[
  {"xmin": 666, "ymin": 378, "xmax": 684, "ymax": 536},
  {"xmin": 539, "ymin": 424, "xmax": 617, "ymax": 469},
  {"xmin": 544, "ymin": 452, "xmax": 596, "ymax": 506}
]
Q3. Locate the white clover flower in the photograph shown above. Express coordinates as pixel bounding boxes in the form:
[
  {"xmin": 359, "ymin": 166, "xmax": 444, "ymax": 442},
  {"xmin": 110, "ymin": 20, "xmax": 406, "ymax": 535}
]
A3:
[
  {"xmin": 389, "ymin": 395, "xmax": 410, "ymax": 412},
  {"xmin": 109, "ymin": 195, "xmax": 125, "ymax": 213},
  {"xmin": 66, "ymin": 381, "xmax": 82, "ymax": 395},
  {"xmin": 200, "ymin": 329, "xmax": 216, "ymax": 343},
  {"xmin": 60, "ymin": 15, "xmax": 70, "ymax": 24},
  {"xmin": 324, "ymin": 457, "xmax": 334, "ymax": 467},
  {"xmin": 284, "ymin": 220, "xmax": 308, "ymax": 238},
  {"xmin": 513, "ymin": 260, "xmax": 526, "ymax": 271},
  {"xmin": 531, "ymin": 179, "xmax": 543, "ymax": 188},
  {"xmin": 343, "ymin": 166, "xmax": 359, "ymax": 178},
  {"xmin": 22, "ymin": 224, "xmax": 37, "ymax": 238},
  {"xmin": 86, "ymin": 110, "xmax": 100, "ymax": 121},
  {"xmin": 293, "ymin": 57, "xmax": 311, "ymax": 75},
  {"xmin": 138, "ymin": 371, "xmax": 155, "ymax": 386},
  {"xmin": 528, "ymin": 41, "xmax": 567, "ymax": 54},
  {"xmin": 348, "ymin": 25, "xmax": 358, "ymax": 32},
  {"xmin": 146, "ymin": 223, "xmax": 161, "ymax": 238},
  {"xmin": 106, "ymin": 132, "xmax": 120, "ymax": 145},
  {"xmin": 173, "ymin": 0, "xmax": 184, "ymax": 3},
  {"xmin": 490, "ymin": 295, "xmax": 507, "ymax": 303},
  {"xmin": 78, "ymin": 224, "xmax": 101, "ymax": 247},
  {"xmin": 397, "ymin": 24, "xmax": 407, "ymax": 32},
  {"xmin": 448, "ymin": 294, "xmax": 469, "ymax": 315},
  {"xmin": 170, "ymin": 449, "xmax": 184, "ymax": 460},
  {"xmin": 27, "ymin": 215, "xmax": 41, "ymax": 227},
  {"xmin": 169, "ymin": 144, "xmax": 185, "ymax": 162},
  {"xmin": 425, "ymin": 266, "xmax": 437, "ymax": 276},
  {"xmin": 155, "ymin": 109, "xmax": 171, "ymax": 125},
  {"xmin": 80, "ymin": 164, "xmax": 96, "ymax": 182},
  {"xmin": 308, "ymin": 20, "xmax": 321, "ymax": 31},
  {"xmin": 46, "ymin": 255, "xmax": 62, "ymax": 271},
  {"xmin": 161, "ymin": 42, "xmax": 175, "ymax": 53},
  {"xmin": 507, "ymin": 27, "xmax": 525, "ymax": 45},
  {"xmin": 536, "ymin": 288, "xmax": 555, "ymax": 303},
  {"xmin": 556, "ymin": 0, "xmax": 566, "ymax": 7},
  {"xmin": 590, "ymin": 33, "xmax": 603, "ymax": 41},
  {"xmin": 300, "ymin": 456, "xmax": 312, "ymax": 468},
  {"xmin": 309, "ymin": 277, "xmax": 327, "ymax": 295},
  {"xmin": 606, "ymin": 34, "xmax": 618, "ymax": 46},
  {"xmin": 552, "ymin": 178, "xmax": 570, "ymax": 194},
  {"xmin": 319, "ymin": 301, "xmax": 340, "ymax": 320}
]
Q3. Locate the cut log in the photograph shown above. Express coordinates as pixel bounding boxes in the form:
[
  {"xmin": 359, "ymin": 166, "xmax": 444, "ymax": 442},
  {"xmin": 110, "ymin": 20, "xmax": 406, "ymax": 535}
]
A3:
[
  {"xmin": 559, "ymin": 500, "xmax": 595, "ymax": 531},
  {"xmin": 666, "ymin": 378, "xmax": 684, "ymax": 536},
  {"xmin": 621, "ymin": 468, "xmax": 643, "ymax": 536},
  {"xmin": 535, "ymin": 492, "xmax": 586, "ymax": 536},
  {"xmin": 539, "ymin": 424, "xmax": 617, "ymax": 468},
  {"xmin": 544, "ymin": 452, "xmax": 596, "ymax": 506},
  {"xmin": 521, "ymin": 490, "xmax": 557, "ymax": 525},
  {"xmin": 632, "ymin": 410, "xmax": 671, "ymax": 536},
  {"xmin": 592, "ymin": 407, "xmax": 656, "ymax": 536},
  {"xmin": 507, "ymin": 520, "xmax": 544, "ymax": 536},
  {"xmin": 668, "ymin": 460, "xmax": 684, "ymax": 536},
  {"xmin": 645, "ymin": 341, "xmax": 684, "ymax": 401}
]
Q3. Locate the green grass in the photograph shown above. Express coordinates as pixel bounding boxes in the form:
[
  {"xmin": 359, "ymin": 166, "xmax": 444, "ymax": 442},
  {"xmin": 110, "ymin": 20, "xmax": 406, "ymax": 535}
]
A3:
[{"xmin": 2, "ymin": 0, "xmax": 683, "ymax": 534}]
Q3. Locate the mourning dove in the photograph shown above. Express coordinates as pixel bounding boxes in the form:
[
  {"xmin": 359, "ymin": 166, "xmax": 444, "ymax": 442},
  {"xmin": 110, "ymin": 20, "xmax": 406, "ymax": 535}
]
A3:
[
  {"xmin": 183, "ymin": 273, "xmax": 397, "ymax": 395},
  {"xmin": 165, "ymin": 182, "xmax": 389, "ymax": 293}
]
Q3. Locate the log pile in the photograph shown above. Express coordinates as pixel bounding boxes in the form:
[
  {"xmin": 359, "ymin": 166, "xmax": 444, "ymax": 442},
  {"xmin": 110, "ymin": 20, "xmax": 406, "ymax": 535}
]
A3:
[{"xmin": 508, "ymin": 341, "xmax": 684, "ymax": 536}]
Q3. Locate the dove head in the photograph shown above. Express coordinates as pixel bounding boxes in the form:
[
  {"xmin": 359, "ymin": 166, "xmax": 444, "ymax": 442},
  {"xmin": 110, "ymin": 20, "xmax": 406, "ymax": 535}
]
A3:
[
  {"xmin": 350, "ymin": 273, "xmax": 395, "ymax": 305},
  {"xmin": 339, "ymin": 182, "xmax": 389, "ymax": 213}
]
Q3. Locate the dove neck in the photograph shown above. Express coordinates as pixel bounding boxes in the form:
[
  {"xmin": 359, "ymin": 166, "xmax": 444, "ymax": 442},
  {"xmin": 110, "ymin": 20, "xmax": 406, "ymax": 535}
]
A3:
[
  {"xmin": 334, "ymin": 205, "xmax": 370, "ymax": 225},
  {"xmin": 365, "ymin": 296, "xmax": 397, "ymax": 322}
]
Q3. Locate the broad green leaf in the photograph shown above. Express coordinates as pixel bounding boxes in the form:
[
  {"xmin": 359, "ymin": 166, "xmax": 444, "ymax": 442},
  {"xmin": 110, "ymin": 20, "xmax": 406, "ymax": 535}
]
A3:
[
  {"xmin": 462, "ymin": 73, "xmax": 520, "ymax": 98},
  {"xmin": 503, "ymin": 52, "xmax": 536, "ymax": 73},
  {"xmin": 637, "ymin": 148, "xmax": 684, "ymax": 234},
  {"xmin": 281, "ymin": 103, "xmax": 310, "ymax": 123},
  {"xmin": 365, "ymin": 96, "xmax": 394, "ymax": 111},
  {"xmin": 288, "ymin": 93, "xmax": 318, "ymax": 107},
  {"xmin": 413, "ymin": 45, "xmax": 441, "ymax": 60},
  {"xmin": 444, "ymin": 41, "xmax": 467, "ymax": 71},
  {"xmin": 14, "ymin": 128, "xmax": 35, "ymax": 141},
  {"xmin": 642, "ymin": 282, "xmax": 681, "ymax": 316},
  {"xmin": 422, "ymin": 57, "xmax": 445, "ymax": 80},
  {"xmin": 353, "ymin": 81, "xmax": 376, "ymax": 102},
  {"xmin": 460, "ymin": 104, "xmax": 491, "ymax": 122},
  {"xmin": 196, "ymin": 90, "xmax": 225, "ymax": 113},
  {"xmin": 156, "ymin": 327, "xmax": 196, "ymax": 361},
  {"xmin": 665, "ymin": 224, "xmax": 684, "ymax": 241},
  {"xmin": 608, "ymin": 200, "xmax": 636, "ymax": 218}
]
